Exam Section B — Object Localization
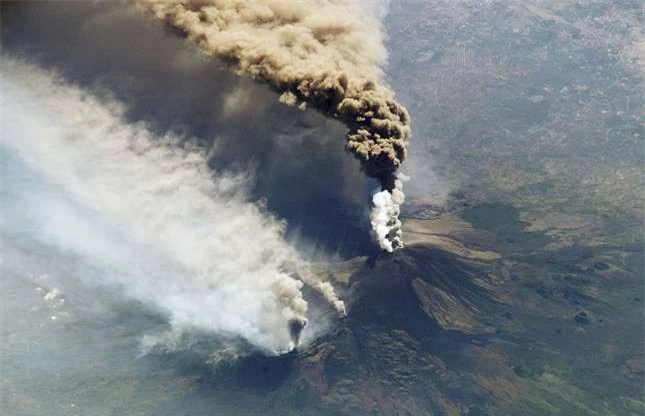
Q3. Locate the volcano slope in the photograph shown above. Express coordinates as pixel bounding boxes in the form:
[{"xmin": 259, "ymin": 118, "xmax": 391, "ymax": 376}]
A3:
[{"xmin": 140, "ymin": 206, "xmax": 641, "ymax": 416}]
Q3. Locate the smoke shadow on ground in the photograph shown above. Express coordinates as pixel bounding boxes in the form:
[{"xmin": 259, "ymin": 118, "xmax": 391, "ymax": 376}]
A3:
[
  {"xmin": 150, "ymin": 348, "xmax": 298, "ymax": 393},
  {"xmin": 346, "ymin": 245, "xmax": 502, "ymax": 357},
  {"xmin": 1, "ymin": 1, "xmax": 376, "ymax": 258}
]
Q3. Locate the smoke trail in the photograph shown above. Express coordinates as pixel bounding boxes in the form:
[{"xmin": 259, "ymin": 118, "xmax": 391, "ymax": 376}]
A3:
[
  {"xmin": 137, "ymin": 0, "xmax": 412, "ymax": 251},
  {"xmin": 289, "ymin": 262, "xmax": 347, "ymax": 317},
  {"xmin": 1, "ymin": 58, "xmax": 342, "ymax": 353}
]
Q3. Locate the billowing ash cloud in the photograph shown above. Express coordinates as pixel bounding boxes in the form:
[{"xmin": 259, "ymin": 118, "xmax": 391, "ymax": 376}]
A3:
[
  {"xmin": 1, "ymin": 58, "xmax": 344, "ymax": 353},
  {"xmin": 1, "ymin": 0, "xmax": 376, "ymax": 258},
  {"xmin": 137, "ymin": 0, "xmax": 411, "ymax": 250}
]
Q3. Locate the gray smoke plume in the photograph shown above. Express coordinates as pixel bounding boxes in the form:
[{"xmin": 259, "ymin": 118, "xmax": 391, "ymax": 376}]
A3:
[
  {"xmin": 2, "ymin": 57, "xmax": 350, "ymax": 353},
  {"xmin": 137, "ymin": 0, "xmax": 411, "ymax": 250}
]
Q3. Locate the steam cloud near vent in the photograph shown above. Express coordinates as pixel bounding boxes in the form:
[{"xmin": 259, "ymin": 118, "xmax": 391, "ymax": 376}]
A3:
[
  {"xmin": 137, "ymin": 0, "xmax": 411, "ymax": 251},
  {"xmin": 371, "ymin": 176, "xmax": 406, "ymax": 252}
]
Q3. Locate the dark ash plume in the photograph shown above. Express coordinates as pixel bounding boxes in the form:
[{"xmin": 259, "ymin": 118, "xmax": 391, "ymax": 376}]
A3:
[
  {"xmin": 138, "ymin": 0, "xmax": 411, "ymax": 250},
  {"xmin": 288, "ymin": 318, "xmax": 307, "ymax": 349}
]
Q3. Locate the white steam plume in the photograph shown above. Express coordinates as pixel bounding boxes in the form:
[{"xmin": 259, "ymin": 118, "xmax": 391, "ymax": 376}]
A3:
[
  {"xmin": 370, "ymin": 176, "xmax": 406, "ymax": 252},
  {"xmin": 1, "ymin": 58, "xmax": 342, "ymax": 353}
]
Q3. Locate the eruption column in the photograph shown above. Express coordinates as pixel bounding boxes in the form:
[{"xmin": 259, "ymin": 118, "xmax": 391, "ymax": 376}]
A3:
[{"xmin": 137, "ymin": 0, "xmax": 412, "ymax": 252}]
